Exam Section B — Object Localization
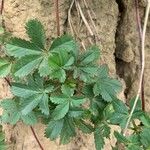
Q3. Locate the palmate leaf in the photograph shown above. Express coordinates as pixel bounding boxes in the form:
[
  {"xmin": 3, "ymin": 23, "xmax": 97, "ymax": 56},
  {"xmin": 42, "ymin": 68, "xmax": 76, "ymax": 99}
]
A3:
[
  {"xmin": 50, "ymin": 85, "xmax": 86, "ymax": 120},
  {"xmin": 0, "ymin": 99, "xmax": 37, "ymax": 125},
  {"xmin": 11, "ymin": 76, "xmax": 53, "ymax": 115},
  {"xmin": 110, "ymin": 99, "xmax": 129, "ymax": 129},
  {"xmin": 50, "ymin": 35, "xmax": 79, "ymax": 58},
  {"xmin": 73, "ymin": 46, "xmax": 100, "ymax": 82},
  {"xmin": 49, "ymin": 50, "xmax": 74, "ymax": 82},
  {"xmin": 5, "ymin": 20, "xmax": 49, "ymax": 77},
  {"xmin": 0, "ymin": 58, "xmax": 12, "ymax": 77},
  {"xmin": 93, "ymin": 65, "xmax": 122, "ymax": 102}
]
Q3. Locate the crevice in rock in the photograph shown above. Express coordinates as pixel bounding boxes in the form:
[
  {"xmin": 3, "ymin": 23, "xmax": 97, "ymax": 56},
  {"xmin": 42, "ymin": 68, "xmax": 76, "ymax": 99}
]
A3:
[{"xmin": 115, "ymin": 0, "xmax": 128, "ymax": 99}]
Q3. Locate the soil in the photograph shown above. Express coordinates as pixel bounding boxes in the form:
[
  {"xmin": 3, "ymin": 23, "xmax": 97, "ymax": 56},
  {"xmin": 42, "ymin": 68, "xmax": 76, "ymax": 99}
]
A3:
[{"xmin": 0, "ymin": 0, "xmax": 149, "ymax": 149}]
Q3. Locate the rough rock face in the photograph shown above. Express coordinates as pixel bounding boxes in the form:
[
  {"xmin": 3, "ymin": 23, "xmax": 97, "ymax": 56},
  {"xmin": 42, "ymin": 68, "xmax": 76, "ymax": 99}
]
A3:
[
  {"xmin": 115, "ymin": 0, "xmax": 150, "ymax": 111},
  {"xmin": 0, "ymin": 0, "xmax": 150, "ymax": 149}
]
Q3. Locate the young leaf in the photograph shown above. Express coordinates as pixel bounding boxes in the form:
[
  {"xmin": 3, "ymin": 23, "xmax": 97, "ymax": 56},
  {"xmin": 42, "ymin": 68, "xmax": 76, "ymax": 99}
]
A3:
[
  {"xmin": 0, "ymin": 58, "xmax": 12, "ymax": 77},
  {"xmin": 25, "ymin": 19, "xmax": 46, "ymax": 49},
  {"xmin": 49, "ymin": 51, "xmax": 74, "ymax": 82}
]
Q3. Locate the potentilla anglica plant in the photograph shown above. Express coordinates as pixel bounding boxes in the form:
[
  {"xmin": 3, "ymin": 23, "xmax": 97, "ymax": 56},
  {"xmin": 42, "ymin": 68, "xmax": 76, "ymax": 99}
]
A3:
[{"xmin": 0, "ymin": 19, "xmax": 150, "ymax": 150}]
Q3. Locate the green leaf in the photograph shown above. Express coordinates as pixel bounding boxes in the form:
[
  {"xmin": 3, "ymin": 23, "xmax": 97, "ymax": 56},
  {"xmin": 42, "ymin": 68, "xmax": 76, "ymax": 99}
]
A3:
[
  {"xmin": 25, "ymin": 19, "xmax": 46, "ymax": 49},
  {"xmin": 110, "ymin": 99, "xmax": 129, "ymax": 129},
  {"xmin": 21, "ymin": 112, "xmax": 37, "ymax": 125},
  {"xmin": 13, "ymin": 55, "xmax": 43, "ymax": 77},
  {"xmin": 94, "ymin": 128, "xmax": 105, "ymax": 150},
  {"xmin": 0, "ymin": 58, "xmax": 12, "ymax": 77},
  {"xmin": 6, "ymin": 38, "xmax": 41, "ymax": 58},
  {"xmin": 75, "ymin": 119, "xmax": 94, "ymax": 133},
  {"xmin": 114, "ymin": 131, "xmax": 129, "ymax": 144},
  {"xmin": 140, "ymin": 128, "xmax": 150, "ymax": 148},
  {"xmin": 45, "ymin": 119, "xmax": 64, "ymax": 140},
  {"xmin": 60, "ymin": 117, "xmax": 76, "ymax": 144},
  {"xmin": 49, "ymin": 51, "xmax": 74, "ymax": 82},
  {"xmin": 51, "ymin": 102, "xmax": 69, "ymax": 120},
  {"xmin": 79, "ymin": 46, "xmax": 100, "ymax": 65},
  {"xmin": 50, "ymin": 35, "xmax": 78, "ymax": 57},
  {"xmin": 93, "ymin": 65, "xmax": 122, "ymax": 102},
  {"xmin": 11, "ymin": 77, "xmax": 50, "ymax": 115}
]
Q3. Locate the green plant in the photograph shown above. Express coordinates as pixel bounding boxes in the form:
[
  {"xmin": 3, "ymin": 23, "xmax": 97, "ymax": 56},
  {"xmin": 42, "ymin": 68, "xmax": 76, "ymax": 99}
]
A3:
[{"xmin": 0, "ymin": 19, "xmax": 150, "ymax": 150}]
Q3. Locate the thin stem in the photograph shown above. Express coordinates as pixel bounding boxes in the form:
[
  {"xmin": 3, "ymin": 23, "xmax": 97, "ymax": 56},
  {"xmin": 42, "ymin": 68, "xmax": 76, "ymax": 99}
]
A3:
[
  {"xmin": 123, "ymin": 0, "xmax": 150, "ymax": 135},
  {"xmin": 135, "ymin": 0, "xmax": 145, "ymax": 111},
  {"xmin": 55, "ymin": 0, "xmax": 60, "ymax": 36},
  {"xmin": 30, "ymin": 126, "xmax": 44, "ymax": 150}
]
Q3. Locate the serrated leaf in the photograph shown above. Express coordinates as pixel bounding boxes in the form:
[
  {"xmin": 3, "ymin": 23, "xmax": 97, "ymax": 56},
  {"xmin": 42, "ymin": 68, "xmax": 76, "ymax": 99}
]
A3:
[
  {"xmin": 21, "ymin": 112, "xmax": 37, "ymax": 125},
  {"xmin": 39, "ymin": 94, "xmax": 49, "ymax": 115},
  {"xmin": 110, "ymin": 99, "xmax": 129, "ymax": 128},
  {"xmin": 114, "ymin": 131, "xmax": 129, "ymax": 144},
  {"xmin": 93, "ymin": 66, "xmax": 122, "ymax": 101},
  {"xmin": 50, "ymin": 35, "xmax": 78, "ymax": 56},
  {"xmin": 45, "ymin": 119, "xmax": 64, "ymax": 140},
  {"xmin": 60, "ymin": 117, "xmax": 76, "ymax": 144},
  {"xmin": 6, "ymin": 38, "xmax": 41, "ymax": 58},
  {"xmin": 0, "ymin": 58, "xmax": 12, "ymax": 77},
  {"xmin": 11, "ymin": 78, "xmax": 50, "ymax": 115},
  {"xmin": 25, "ymin": 19, "xmax": 46, "ymax": 49},
  {"xmin": 13, "ymin": 55, "xmax": 43, "ymax": 77},
  {"xmin": 94, "ymin": 128, "xmax": 105, "ymax": 150},
  {"xmin": 75, "ymin": 120, "xmax": 94, "ymax": 133},
  {"xmin": 80, "ymin": 46, "xmax": 100, "ymax": 65},
  {"xmin": 61, "ymin": 84, "xmax": 74, "ymax": 97},
  {"xmin": 52, "ymin": 102, "xmax": 69, "ymax": 120}
]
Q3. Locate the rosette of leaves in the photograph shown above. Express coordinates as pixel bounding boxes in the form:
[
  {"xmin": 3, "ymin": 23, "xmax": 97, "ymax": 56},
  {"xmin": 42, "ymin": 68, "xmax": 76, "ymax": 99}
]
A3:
[{"xmin": 0, "ymin": 19, "xmax": 124, "ymax": 150}]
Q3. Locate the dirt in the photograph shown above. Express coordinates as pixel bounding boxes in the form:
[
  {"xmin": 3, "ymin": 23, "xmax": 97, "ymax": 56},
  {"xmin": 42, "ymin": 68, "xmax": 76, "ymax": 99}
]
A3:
[{"xmin": 0, "ymin": 0, "xmax": 150, "ymax": 150}]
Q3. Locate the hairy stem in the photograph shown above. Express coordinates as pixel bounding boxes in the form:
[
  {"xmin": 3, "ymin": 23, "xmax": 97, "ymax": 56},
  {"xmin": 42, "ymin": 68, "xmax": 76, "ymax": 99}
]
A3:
[
  {"xmin": 123, "ymin": 0, "xmax": 150, "ymax": 135},
  {"xmin": 55, "ymin": 0, "xmax": 60, "ymax": 36},
  {"xmin": 135, "ymin": 0, "xmax": 145, "ymax": 111}
]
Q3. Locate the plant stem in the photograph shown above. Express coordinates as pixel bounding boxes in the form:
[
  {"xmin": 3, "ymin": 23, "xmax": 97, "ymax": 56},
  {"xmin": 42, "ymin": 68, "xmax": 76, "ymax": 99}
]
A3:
[
  {"xmin": 123, "ymin": 0, "xmax": 150, "ymax": 135},
  {"xmin": 30, "ymin": 126, "xmax": 44, "ymax": 150},
  {"xmin": 55, "ymin": 0, "xmax": 60, "ymax": 36},
  {"xmin": 135, "ymin": 0, "xmax": 145, "ymax": 111}
]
